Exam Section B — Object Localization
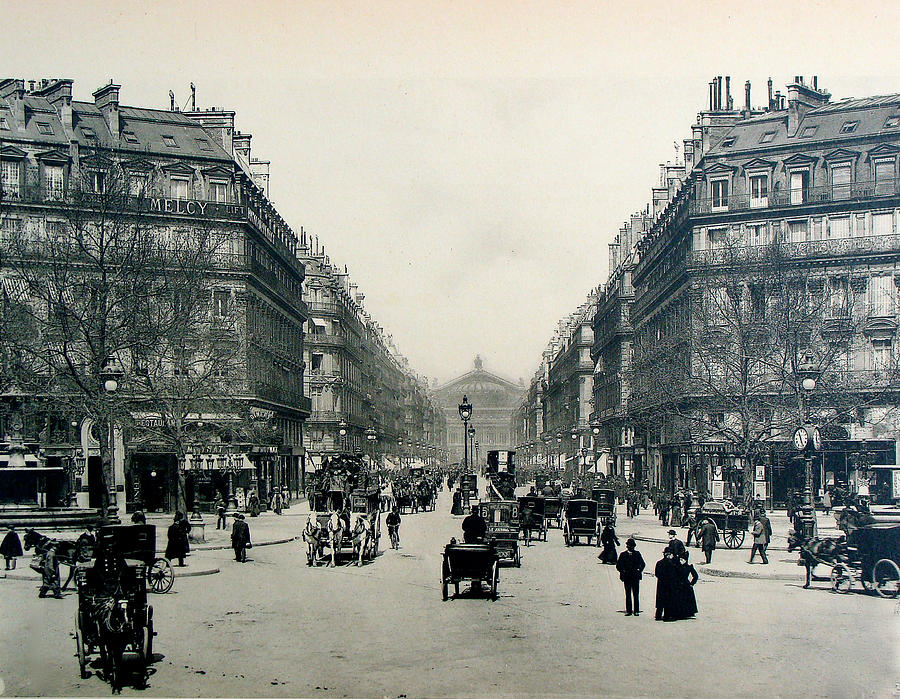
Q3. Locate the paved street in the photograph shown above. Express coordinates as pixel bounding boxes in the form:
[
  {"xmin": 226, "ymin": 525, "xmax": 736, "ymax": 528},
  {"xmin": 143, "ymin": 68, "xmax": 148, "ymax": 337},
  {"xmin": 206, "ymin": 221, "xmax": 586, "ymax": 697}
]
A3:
[{"xmin": 1, "ymin": 489, "xmax": 898, "ymax": 698}]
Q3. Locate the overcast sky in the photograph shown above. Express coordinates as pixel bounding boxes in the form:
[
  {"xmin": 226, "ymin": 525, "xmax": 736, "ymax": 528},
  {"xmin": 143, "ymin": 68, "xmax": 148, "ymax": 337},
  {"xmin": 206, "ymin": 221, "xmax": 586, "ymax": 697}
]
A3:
[{"xmin": 4, "ymin": 1, "xmax": 900, "ymax": 385}]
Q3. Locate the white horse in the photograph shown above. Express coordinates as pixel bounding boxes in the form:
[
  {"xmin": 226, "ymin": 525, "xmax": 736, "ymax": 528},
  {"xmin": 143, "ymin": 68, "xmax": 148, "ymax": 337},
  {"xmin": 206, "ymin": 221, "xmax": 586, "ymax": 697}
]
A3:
[
  {"xmin": 326, "ymin": 512, "xmax": 344, "ymax": 567},
  {"xmin": 350, "ymin": 515, "xmax": 371, "ymax": 566}
]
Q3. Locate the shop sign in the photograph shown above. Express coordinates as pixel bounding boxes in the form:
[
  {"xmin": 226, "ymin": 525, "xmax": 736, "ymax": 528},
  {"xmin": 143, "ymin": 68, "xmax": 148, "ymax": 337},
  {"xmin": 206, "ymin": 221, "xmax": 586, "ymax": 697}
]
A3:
[{"xmin": 892, "ymin": 470, "xmax": 900, "ymax": 499}]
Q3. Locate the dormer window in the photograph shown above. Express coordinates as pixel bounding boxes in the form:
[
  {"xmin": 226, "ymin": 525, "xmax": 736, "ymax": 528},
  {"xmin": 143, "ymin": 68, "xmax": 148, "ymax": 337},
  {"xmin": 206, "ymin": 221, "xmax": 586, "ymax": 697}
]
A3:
[
  {"xmin": 799, "ymin": 125, "xmax": 818, "ymax": 139},
  {"xmin": 710, "ymin": 178, "xmax": 729, "ymax": 211},
  {"xmin": 81, "ymin": 127, "xmax": 96, "ymax": 141},
  {"xmin": 884, "ymin": 116, "xmax": 900, "ymax": 129},
  {"xmin": 196, "ymin": 138, "xmax": 213, "ymax": 152},
  {"xmin": 759, "ymin": 131, "xmax": 776, "ymax": 144},
  {"xmin": 36, "ymin": 122, "xmax": 54, "ymax": 135},
  {"xmin": 123, "ymin": 131, "xmax": 139, "ymax": 144},
  {"xmin": 170, "ymin": 176, "xmax": 190, "ymax": 200},
  {"xmin": 162, "ymin": 135, "xmax": 178, "ymax": 148},
  {"xmin": 0, "ymin": 117, "xmax": 9, "ymax": 131},
  {"xmin": 840, "ymin": 120, "xmax": 859, "ymax": 134},
  {"xmin": 721, "ymin": 136, "xmax": 736, "ymax": 148}
]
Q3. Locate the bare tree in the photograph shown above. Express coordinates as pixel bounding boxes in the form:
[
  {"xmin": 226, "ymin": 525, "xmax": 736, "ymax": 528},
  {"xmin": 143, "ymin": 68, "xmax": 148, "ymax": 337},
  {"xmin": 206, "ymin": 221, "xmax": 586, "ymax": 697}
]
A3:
[{"xmin": 1, "ymin": 161, "xmax": 241, "ymax": 515}]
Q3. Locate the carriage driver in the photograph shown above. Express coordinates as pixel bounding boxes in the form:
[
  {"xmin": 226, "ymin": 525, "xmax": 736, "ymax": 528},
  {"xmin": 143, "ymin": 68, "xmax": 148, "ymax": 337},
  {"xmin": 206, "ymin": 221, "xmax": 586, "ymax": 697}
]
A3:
[{"xmin": 462, "ymin": 506, "xmax": 487, "ymax": 544}]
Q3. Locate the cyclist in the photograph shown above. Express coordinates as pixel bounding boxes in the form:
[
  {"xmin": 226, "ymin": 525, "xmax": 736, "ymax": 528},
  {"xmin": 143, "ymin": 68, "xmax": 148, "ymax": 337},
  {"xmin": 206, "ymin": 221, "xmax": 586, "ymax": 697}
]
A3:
[{"xmin": 386, "ymin": 507, "xmax": 402, "ymax": 549}]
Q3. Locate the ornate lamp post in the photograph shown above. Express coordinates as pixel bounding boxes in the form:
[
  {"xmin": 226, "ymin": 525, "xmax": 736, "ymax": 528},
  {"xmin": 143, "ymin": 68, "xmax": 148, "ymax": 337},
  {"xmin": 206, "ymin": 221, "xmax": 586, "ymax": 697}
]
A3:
[
  {"xmin": 366, "ymin": 427, "xmax": 377, "ymax": 465},
  {"xmin": 795, "ymin": 352, "xmax": 821, "ymax": 537},
  {"xmin": 458, "ymin": 395, "xmax": 472, "ymax": 470},
  {"xmin": 468, "ymin": 426, "xmax": 476, "ymax": 469},
  {"xmin": 592, "ymin": 425, "xmax": 601, "ymax": 476},
  {"xmin": 556, "ymin": 431, "xmax": 563, "ymax": 474},
  {"xmin": 338, "ymin": 419, "xmax": 348, "ymax": 454},
  {"xmin": 99, "ymin": 356, "xmax": 125, "ymax": 523}
]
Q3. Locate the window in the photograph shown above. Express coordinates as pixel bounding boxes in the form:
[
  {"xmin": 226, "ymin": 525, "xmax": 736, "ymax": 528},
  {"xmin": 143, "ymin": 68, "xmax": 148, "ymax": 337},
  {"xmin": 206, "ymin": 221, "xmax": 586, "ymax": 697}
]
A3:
[
  {"xmin": 869, "ymin": 275, "xmax": 894, "ymax": 316},
  {"xmin": 122, "ymin": 131, "xmax": 139, "ymax": 144},
  {"xmin": 81, "ymin": 127, "xmax": 96, "ymax": 141},
  {"xmin": 828, "ymin": 216, "xmax": 850, "ymax": 238},
  {"xmin": 747, "ymin": 223, "xmax": 768, "ymax": 246},
  {"xmin": 711, "ymin": 179, "xmax": 729, "ymax": 210},
  {"xmin": 799, "ymin": 125, "xmax": 818, "ymax": 138},
  {"xmin": 874, "ymin": 159, "xmax": 895, "ymax": 195},
  {"xmin": 170, "ymin": 177, "xmax": 189, "ymax": 199},
  {"xmin": 884, "ymin": 116, "xmax": 900, "ymax": 129},
  {"xmin": 162, "ymin": 135, "xmax": 178, "ymax": 148},
  {"xmin": 44, "ymin": 165, "xmax": 64, "ymax": 199},
  {"xmin": 840, "ymin": 121, "xmax": 859, "ymax": 134},
  {"xmin": 872, "ymin": 339, "xmax": 893, "ymax": 373},
  {"xmin": 790, "ymin": 170, "xmax": 809, "ymax": 204},
  {"xmin": 213, "ymin": 289, "xmax": 230, "ymax": 317},
  {"xmin": 828, "ymin": 277, "xmax": 849, "ymax": 318},
  {"xmin": 759, "ymin": 131, "xmax": 776, "ymax": 143},
  {"xmin": 88, "ymin": 169, "xmax": 105, "ymax": 194},
  {"xmin": 706, "ymin": 227, "xmax": 726, "ymax": 249},
  {"xmin": 210, "ymin": 180, "xmax": 228, "ymax": 203},
  {"xmin": 1, "ymin": 160, "xmax": 20, "ymax": 198},
  {"xmin": 310, "ymin": 353, "xmax": 324, "ymax": 374},
  {"xmin": 749, "ymin": 285, "xmax": 766, "ymax": 321},
  {"xmin": 788, "ymin": 219, "xmax": 808, "ymax": 243},
  {"xmin": 831, "ymin": 164, "xmax": 852, "ymax": 199},
  {"xmin": 0, "ymin": 117, "xmax": 9, "ymax": 130},
  {"xmin": 36, "ymin": 122, "xmax": 54, "ymax": 135},
  {"xmin": 721, "ymin": 136, "xmax": 736, "ymax": 148},
  {"xmin": 128, "ymin": 173, "xmax": 148, "ymax": 196},
  {"xmin": 810, "ymin": 217, "xmax": 823, "ymax": 241},
  {"xmin": 749, "ymin": 174, "xmax": 768, "ymax": 208},
  {"xmin": 872, "ymin": 212, "xmax": 894, "ymax": 237},
  {"xmin": 196, "ymin": 138, "xmax": 212, "ymax": 152}
]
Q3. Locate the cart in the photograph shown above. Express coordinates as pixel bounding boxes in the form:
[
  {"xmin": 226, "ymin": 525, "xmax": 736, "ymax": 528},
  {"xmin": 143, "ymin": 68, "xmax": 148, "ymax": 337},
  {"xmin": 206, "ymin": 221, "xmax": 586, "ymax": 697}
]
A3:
[
  {"xmin": 830, "ymin": 523, "xmax": 900, "ymax": 597},
  {"xmin": 478, "ymin": 500, "xmax": 521, "ymax": 566},
  {"xmin": 544, "ymin": 497, "xmax": 563, "ymax": 529},
  {"xmin": 441, "ymin": 541, "xmax": 500, "ymax": 600},
  {"xmin": 592, "ymin": 488, "xmax": 617, "ymax": 527},
  {"xmin": 691, "ymin": 501, "xmax": 750, "ymax": 549},
  {"xmin": 517, "ymin": 495, "xmax": 547, "ymax": 541},
  {"xmin": 74, "ymin": 525, "xmax": 158, "ymax": 689},
  {"xmin": 564, "ymin": 499, "xmax": 599, "ymax": 546}
]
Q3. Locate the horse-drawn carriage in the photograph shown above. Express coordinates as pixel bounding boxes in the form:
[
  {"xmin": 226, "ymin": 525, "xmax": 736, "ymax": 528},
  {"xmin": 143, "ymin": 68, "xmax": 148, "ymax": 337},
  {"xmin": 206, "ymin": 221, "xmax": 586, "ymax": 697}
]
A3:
[
  {"xmin": 517, "ymin": 495, "xmax": 547, "ymax": 542},
  {"xmin": 478, "ymin": 500, "xmax": 521, "ymax": 567},
  {"xmin": 591, "ymin": 488, "xmax": 617, "ymax": 527},
  {"xmin": 543, "ymin": 497, "xmax": 563, "ymax": 529},
  {"xmin": 74, "ymin": 525, "xmax": 158, "ymax": 690},
  {"xmin": 440, "ymin": 541, "xmax": 500, "ymax": 600},
  {"xmin": 563, "ymin": 498, "xmax": 599, "ymax": 546},
  {"xmin": 690, "ymin": 500, "xmax": 750, "ymax": 549}
]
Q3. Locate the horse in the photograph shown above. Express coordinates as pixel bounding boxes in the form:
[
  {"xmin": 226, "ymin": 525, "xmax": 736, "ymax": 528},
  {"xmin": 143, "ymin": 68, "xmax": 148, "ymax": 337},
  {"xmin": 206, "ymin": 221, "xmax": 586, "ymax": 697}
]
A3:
[
  {"xmin": 349, "ymin": 516, "xmax": 370, "ymax": 566},
  {"xmin": 325, "ymin": 514, "xmax": 344, "ymax": 567},
  {"xmin": 23, "ymin": 529, "xmax": 86, "ymax": 591},
  {"xmin": 302, "ymin": 516, "xmax": 327, "ymax": 566},
  {"xmin": 787, "ymin": 530, "xmax": 848, "ymax": 589}
]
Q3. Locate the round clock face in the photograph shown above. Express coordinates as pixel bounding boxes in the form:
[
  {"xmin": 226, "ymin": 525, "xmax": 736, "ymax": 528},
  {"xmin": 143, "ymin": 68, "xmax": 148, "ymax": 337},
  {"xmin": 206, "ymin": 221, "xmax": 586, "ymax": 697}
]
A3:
[
  {"xmin": 793, "ymin": 426, "xmax": 809, "ymax": 451},
  {"xmin": 811, "ymin": 427, "xmax": 822, "ymax": 451}
]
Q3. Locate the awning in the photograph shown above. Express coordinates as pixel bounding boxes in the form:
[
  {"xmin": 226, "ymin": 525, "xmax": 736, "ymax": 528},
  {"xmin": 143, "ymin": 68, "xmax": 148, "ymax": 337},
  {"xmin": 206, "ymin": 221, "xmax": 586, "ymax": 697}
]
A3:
[
  {"xmin": 0, "ymin": 466, "xmax": 65, "ymax": 472},
  {"xmin": 865, "ymin": 464, "xmax": 900, "ymax": 470}
]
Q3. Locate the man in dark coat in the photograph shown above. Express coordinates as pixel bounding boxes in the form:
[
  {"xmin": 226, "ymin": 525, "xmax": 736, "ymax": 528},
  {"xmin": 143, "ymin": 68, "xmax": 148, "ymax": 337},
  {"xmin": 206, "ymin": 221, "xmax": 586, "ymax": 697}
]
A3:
[
  {"xmin": 231, "ymin": 513, "xmax": 251, "ymax": 562},
  {"xmin": 2, "ymin": 526, "xmax": 23, "ymax": 570},
  {"xmin": 520, "ymin": 507, "xmax": 536, "ymax": 546},
  {"xmin": 664, "ymin": 529, "xmax": 688, "ymax": 562},
  {"xmin": 698, "ymin": 519, "xmax": 719, "ymax": 564},
  {"xmin": 461, "ymin": 506, "xmax": 487, "ymax": 544},
  {"xmin": 615, "ymin": 538, "xmax": 646, "ymax": 616},
  {"xmin": 654, "ymin": 550, "xmax": 678, "ymax": 620},
  {"xmin": 38, "ymin": 543, "xmax": 62, "ymax": 598},
  {"xmin": 165, "ymin": 513, "xmax": 190, "ymax": 566}
]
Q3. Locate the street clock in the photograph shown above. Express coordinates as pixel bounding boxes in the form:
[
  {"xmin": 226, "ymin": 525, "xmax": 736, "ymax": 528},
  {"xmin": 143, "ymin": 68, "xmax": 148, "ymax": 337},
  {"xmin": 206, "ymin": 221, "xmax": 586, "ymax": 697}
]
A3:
[
  {"xmin": 792, "ymin": 426, "xmax": 809, "ymax": 451},
  {"xmin": 810, "ymin": 426, "xmax": 822, "ymax": 451},
  {"xmin": 793, "ymin": 425, "xmax": 821, "ymax": 451}
]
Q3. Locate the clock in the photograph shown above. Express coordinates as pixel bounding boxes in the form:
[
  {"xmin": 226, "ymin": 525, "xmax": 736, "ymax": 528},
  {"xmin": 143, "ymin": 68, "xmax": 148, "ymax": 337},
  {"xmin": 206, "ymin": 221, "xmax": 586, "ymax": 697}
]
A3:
[
  {"xmin": 810, "ymin": 426, "xmax": 822, "ymax": 451},
  {"xmin": 793, "ymin": 426, "xmax": 809, "ymax": 451}
]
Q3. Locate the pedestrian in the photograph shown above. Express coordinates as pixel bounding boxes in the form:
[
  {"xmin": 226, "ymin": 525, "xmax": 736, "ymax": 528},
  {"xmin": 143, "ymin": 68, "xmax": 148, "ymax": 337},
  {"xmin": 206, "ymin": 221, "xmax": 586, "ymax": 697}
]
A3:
[
  {"xmin": 166, "ymin": 512, "xmax": 190, "ymax": 566},
  {"xmin": 698, "ymin": 519, "xmax": 719, "ymax": 564},
  {"xmin": 247, "ymin": 490, "xmax": 260, "ymax": 517},
  {"xmin": 664, "ymin": 529, "xmax": 688, "ymax": 562},
  {"xmin": 654, "ymin": 550, "xmax": 678, "ymax": 621},
  {"xmin": 1, "ymin": 526, "xmax": 23, "ymax": 570},
  {"xmin": 658, "ymin": 497, "xmax": 670, "ymax": 526},
  {"xmin": 598, "ymin": 522, "xmax": 620, "ymax": 564},
  {"xmin": 215, "ymin": 496, "xmax": 227, "ymax": 529},
  {"xmin": 670, "ymin": 556, "xmax": 699, "ymax": 620},
  {"xmin": 38, "ymin": 542, "xmax": 62, "ymax": 598},
  {"xmin": 231, "ymin": 513, "xmax": 252, "ymax": 562},
  {"xmin": 131, "ymin": 510, "xmax": 146, "ymax": 524},
  {"xmin": 615, "ymin": 538, "xmax": 645, "ymax": 616},
  {"xmin": 271, "ymin": 490, "xmax": 283, "ymax": 515},
  {"xmin": 520, "ymin": 507, "xmax": 535, "ymax": 546},
  {"xmin": 749, "ymin": 510, "xmax": 772, "ymax": 564}
]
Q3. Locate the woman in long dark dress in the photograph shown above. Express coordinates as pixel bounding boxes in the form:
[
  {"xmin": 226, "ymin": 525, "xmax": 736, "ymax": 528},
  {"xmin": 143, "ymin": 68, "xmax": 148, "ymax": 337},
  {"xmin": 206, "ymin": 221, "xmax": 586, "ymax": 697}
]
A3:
[
  {"xmin": 671, "ymin": 556, "xmax": 699, "ymax": 619},
  {"xmin": 598, "ymin": 523, "xmax": 620, "ymax": 564},
  {"xmin": 166, "ymin": 512, "xmax": 190, "ymax": 566}
]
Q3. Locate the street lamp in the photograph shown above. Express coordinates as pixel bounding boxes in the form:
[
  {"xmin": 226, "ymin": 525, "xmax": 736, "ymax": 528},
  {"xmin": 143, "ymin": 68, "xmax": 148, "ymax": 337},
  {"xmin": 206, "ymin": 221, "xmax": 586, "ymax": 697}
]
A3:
[
  {"xmin": 556, "ymin": 431, "xmax": 563, "ymax": 474},
  {"xmin": 338, "ymin": 419, "xmax": 347, "ymax": 453},
  {"xmin": 366, "ymin": 427, "xmax": 377, "ymax": 465},
  {"xmin": 796, "ymin": 352, "xmax": 820, "ymax": 537},
  {"xmin": 468, "ymin": 426, "xmax": 476, "ymax": 469},
  {"xmin": 99, "ymin": 356, "xmax": 124, "ymax": 523},
  {"xmin": 458, "ymin": 395, "xmax": 472, "ymax": 471}
]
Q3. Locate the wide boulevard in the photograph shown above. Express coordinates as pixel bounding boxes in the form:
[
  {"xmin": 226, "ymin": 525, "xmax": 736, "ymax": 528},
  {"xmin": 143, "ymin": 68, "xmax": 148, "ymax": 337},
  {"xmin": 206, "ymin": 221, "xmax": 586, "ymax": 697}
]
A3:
[{"xmin": 0, "ymin": 488, "xmax": 896, "ymax": 698}]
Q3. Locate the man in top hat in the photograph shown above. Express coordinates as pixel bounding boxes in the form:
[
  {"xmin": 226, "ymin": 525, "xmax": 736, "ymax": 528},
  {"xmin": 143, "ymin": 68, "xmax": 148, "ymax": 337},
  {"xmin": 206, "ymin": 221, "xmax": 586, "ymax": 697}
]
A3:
[{"xmin": 231, "ymin": 513, "xmax": 252, "ymax": 562}]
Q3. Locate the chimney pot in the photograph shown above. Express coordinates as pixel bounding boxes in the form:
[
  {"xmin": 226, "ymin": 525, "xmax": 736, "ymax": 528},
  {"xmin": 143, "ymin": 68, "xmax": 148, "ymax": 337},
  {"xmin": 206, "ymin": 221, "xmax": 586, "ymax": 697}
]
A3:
[{"xmin": 744, "ymin": 80, "xmax": 751, "ymax": 112}]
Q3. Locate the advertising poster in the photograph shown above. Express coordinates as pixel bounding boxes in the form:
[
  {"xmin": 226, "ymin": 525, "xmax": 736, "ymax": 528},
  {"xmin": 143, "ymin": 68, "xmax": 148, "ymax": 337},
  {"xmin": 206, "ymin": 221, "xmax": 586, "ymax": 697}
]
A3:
[{"xmin": 712, "ymin": 480, "xmax": 725, "ymax": 500}]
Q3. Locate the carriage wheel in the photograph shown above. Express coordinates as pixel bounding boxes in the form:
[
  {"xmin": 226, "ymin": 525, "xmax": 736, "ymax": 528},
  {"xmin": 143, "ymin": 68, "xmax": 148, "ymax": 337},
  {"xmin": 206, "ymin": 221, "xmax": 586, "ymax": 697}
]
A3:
[
  {"xmin": 75, "ymin": 611, "xmax": 88, "ymax": 679},
  {"xmin": 723, "ymin": 529, "xmax": 745, "ymax": 549},
  {"xmin": 831, "ymin": 564, "xmax": 853, "ymax": 594},
  {"xmin": 148, "ymin": 558, "xmax": 174, "ymax": 594},
  {"xmin": 873, "ymin": 559, "xmax": 900, "ymax": 599},
  {"xmin": 144, "ymin": 605, "xmax": 154, "ymax": 662},
  {"xmin": 490, "ymin": 561, "xmax": 499, "ymax": 600}
]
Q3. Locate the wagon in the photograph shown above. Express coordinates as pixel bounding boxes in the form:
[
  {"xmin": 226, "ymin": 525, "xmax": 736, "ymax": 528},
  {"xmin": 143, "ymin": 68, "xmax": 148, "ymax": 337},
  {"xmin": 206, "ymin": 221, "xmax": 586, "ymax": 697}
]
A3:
[
  {"xmin": 74, "ymin": 525, "xmax": 158, "ymax": 689},
  {"xmin": 517, "ymin": 495, "xmax": 547, "ymax": 541},
  {"xmin": 441, "ymin": 541, "xmax": 500, "ymax": 600},
  {"xmin": 543, "ymin": 497, "xmax": 563, "ymax": 529},
  {"xmin": 830, "ymin": 523, "xmax": 900, "ymax": 598},
  {"xmin": 592, "ymin": 488, "xmax": 617, "ymax": 527},
  {"xmin": 478, "ymin": 500, "xmax": 521, "ymax": 567},
  {"xmin": 691, "ymin": 501, "xmax": 750, "ymax": 549},
  {"xmin": 564, "ymin": 498, "xmax": 599, "ymax": 546}
]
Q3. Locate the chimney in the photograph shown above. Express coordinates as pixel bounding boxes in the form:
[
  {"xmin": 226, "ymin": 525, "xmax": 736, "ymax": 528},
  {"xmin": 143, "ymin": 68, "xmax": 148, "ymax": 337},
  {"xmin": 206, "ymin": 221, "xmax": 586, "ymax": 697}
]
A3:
[
  {"xmin": 0, "ymin": 78, "xmax": 26, "ymax": 128},
  {"xmin": 169, "ymin": 90, "xmax": 175, "ymax": 111},
  {"xmin": 250, "ymin": 157, "xmax": 270, "ymax": 197},
  {"xmin": 744, "ymin": 80, "xmax": 751, "ymax": 112},
  {"xmin": 787, "ymin": 76, "xmax": 832, "ymax": 136},
  {"xmin": 233, "ymin": 131, "xmax": 251, "ymax": 163},
  {"xmin": 725, "ymin": 76, "xmax": 732, "ymax": 110},
  {"xmin": 767, "ymin": 77, "xmax": 773, "ymax": 110},
  {"xmin": 32, "ymin": 79, "xmax": 74, "ymax": 132},
  {"xmin": 93, "ymin": 81, "xmax": 121, "ymax": 140},
  {"xmin": 709, "ymin": 81, "xmax": 715, "ymax": 111},
  {"xmin": 717, "ymin": 76, "xmax": 723, "ymax": 112}
]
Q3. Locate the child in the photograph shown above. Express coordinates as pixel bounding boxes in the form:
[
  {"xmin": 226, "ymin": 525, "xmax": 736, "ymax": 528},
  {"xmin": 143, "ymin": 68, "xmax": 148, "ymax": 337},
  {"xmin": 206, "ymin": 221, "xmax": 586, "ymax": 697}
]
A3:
[{"xmin": 1, "ymin": 526, "xmax": 23, "ymax": 570}]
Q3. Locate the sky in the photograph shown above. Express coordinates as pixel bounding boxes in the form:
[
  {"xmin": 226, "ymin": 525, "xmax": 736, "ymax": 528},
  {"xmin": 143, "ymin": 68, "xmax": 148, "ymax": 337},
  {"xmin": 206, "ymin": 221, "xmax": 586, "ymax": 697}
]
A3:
[{"xmin": 4, "ymin": 1, "xmax": 900, "ymax": 385}]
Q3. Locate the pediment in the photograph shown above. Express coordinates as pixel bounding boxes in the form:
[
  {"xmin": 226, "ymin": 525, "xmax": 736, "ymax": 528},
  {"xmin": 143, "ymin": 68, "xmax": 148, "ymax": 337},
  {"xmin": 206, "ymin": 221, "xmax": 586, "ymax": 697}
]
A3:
[
  {"xmin": 704, "ymin": 162, "xmax": 736, "ymax": 176},
  {"xmin": 0, "ymin": 145, "xmax": 27, "ymax": 159},
  {"xmin": 121, "ymin": 158, "xmax": 155, "ymax": 172},
  {"xmin": 161, "ymin": 162, "xmax": 195, "ymax": 175},
  {"xmin": 741, "ymin": 157, "xmax": 777, "ymax": 171},
  {"xmin": 867, "ymin": 143, "xmax": 900, "ymax": 159},
  {"xmin": 782, "ymin": 153, "xmax": 818, "ymax": 168},
  {"xmin": 823, "ymin": 148, "xmax": 860, "ymax": 162},
  {"xmin": 79, "ymin": 153, "xmax": 111, "ymax": 169},
  {"xmin": 35, "ymin": 148, "xmax": 70, "ymax": 164},
  {"xmin": 201, "ymin": 165, "xmax": 233, "ymax": 178}
]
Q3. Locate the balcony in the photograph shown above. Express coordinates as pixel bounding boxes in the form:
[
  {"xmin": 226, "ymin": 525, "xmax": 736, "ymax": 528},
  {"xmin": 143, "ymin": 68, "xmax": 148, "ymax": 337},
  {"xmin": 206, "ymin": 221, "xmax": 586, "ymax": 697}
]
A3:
[
  {"xmin": 689, "ymin": 233, "xmax": 900, "ymax": 267},
  {"xmin": 691, "ymin": 178, "xmax": 900, "ymax": 217},
  {"xmin": 304, "ymin": 332, "xmax": 346, "ymax": 348},
  {"xmin": 306, "ymin": 300, "xmax": 345, "ymax": 315}
]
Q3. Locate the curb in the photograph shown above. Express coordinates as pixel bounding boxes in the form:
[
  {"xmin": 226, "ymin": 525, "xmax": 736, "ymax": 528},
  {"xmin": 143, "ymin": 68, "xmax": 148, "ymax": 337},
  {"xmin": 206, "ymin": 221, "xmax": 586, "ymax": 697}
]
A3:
[
  {"xmin": 697, "ymin": 566, "xmax": 801, "ymax": 581},
  {"xmin": 180, "ymin": 535, "xmax": 298, "ymax": 552},
  {"xmin": 632, "ymin": 534, "xmax": 793, "ymax": 552},
  {"xmin": 1, "ymin": 566, "xmax": 221, "ymax": 581}
]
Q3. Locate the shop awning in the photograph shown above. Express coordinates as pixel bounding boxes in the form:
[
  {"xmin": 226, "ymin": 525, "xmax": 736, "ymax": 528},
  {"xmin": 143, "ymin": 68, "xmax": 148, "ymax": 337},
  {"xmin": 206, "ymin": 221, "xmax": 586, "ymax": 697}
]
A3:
[
  {"xmin": 0, "ymin": 466, "xmax": 65, "ymax": 472},
  {"xmin": 866, "ymin": 464, "xmax": 899, "ymax": 470}
]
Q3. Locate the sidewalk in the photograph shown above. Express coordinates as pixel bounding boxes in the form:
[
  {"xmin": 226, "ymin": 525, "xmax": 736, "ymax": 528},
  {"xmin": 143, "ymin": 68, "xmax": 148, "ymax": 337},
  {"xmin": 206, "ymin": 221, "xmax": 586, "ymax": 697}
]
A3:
[
  {"xmin": 0, "ymin": 502, "xmax": 308, "ymax": 582},
  {"xmin": 621, "ymin": 505, "xmax": 840, "ymax": 582}
]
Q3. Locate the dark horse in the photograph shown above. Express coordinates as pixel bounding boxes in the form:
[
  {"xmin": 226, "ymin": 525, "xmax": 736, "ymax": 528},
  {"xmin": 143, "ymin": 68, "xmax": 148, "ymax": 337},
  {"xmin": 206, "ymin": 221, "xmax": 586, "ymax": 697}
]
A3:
[
  {"xmin": 23, "ymin": 529, "xmax": 90, "ymax": 590},
  {"xmin": 787, "ymin": 530, "xmax": 848, "ymax": 589}
]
